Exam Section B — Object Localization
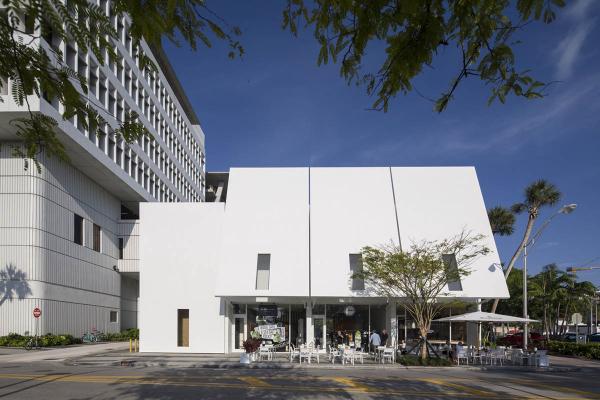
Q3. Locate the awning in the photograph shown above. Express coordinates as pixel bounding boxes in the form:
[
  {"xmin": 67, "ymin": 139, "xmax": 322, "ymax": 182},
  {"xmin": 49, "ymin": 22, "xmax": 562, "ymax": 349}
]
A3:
[{"xmin": 433, "ymin": 311, "xmax": 538, "ymax": 323}]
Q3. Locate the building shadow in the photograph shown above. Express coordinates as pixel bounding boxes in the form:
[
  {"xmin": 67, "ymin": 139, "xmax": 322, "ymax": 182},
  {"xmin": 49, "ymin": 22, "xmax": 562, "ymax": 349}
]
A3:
[{"xmin": 0, "ymin": 264, "xmax": 32, "ymax": 306}]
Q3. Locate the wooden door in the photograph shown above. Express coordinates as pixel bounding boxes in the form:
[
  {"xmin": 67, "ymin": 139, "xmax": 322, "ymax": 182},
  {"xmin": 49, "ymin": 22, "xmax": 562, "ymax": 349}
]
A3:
[{"xmin": 178, "ymin": 309, "xmax": 189, "ymax": 347}]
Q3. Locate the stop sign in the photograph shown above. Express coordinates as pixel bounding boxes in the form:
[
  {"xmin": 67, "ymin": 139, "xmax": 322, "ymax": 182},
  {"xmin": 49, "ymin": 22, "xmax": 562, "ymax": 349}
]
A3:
[{"xmin": 33, "ymin": 307, "xmax": 41, "ymax": 318}]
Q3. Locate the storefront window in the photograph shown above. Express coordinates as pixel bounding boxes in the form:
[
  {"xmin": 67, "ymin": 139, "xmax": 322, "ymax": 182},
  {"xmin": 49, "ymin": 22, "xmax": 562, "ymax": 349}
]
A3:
[
  {"xmin": 326, "ymin": 304, "xmax": 370, "ymax": 350},
  {"xmin": 396, "ymin": 303, "xmax": 468, "ymax": 344}
]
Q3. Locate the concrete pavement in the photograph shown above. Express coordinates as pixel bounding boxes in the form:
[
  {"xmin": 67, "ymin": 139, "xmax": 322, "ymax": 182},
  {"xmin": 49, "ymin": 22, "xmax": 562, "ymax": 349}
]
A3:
[{"xmin": 0, "ymin": 342, "xmax": 129, "ymax": 363}]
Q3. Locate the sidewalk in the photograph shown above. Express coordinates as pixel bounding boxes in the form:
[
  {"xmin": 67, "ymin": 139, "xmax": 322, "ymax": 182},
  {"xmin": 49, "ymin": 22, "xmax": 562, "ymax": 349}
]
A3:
[
  {"xmin": 0, "ymin": 342, "xmax": 129, "ymax": 363},
  {"xmin": 66, "ymin": 350, "xmax": 600, "ymax": 371}
]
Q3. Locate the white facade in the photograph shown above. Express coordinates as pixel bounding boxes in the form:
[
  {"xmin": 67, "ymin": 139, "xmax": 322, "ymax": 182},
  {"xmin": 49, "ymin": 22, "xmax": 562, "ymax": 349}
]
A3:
[
  {"xmin": 0, "ymin": 1, "xmax": 204, "ymax": 336},
  {"xmin": 139, "ymin": 167, "xmax": 509, "ymax": 353},
  {"xmin": 139, "ymin": 203, "xmax": 226, "ymax": 353}
]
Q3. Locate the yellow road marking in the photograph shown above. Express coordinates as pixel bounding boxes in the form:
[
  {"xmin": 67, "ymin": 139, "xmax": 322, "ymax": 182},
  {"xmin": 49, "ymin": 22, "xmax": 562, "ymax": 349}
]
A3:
[
  {"xmin": 0, "ymin": 373, "xmax": 596, "ymax": 399},
  {"xmin": 417, "ymin": 378, "xmax": 492, "ymax": 397},
  {"xmin": 501, "ymin": 378, "xmax": 600, "ymax": 399},
  {"xmin": 0, "ymin": 373, "xmax": 493, "ymax": 397},
  {"xmin": 331, "ymin": 377, "xmax": 372, "ymax": 392},
  {"xmin": 238, "ymin": 376, "xmax": 272, "ymax": 387}
]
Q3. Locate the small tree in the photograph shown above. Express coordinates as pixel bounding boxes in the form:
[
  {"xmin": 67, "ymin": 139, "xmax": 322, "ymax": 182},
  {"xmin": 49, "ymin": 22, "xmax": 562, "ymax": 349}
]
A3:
[{"xmin": 357, "ymin": 231, "xmax": 489, "ymax": 360}]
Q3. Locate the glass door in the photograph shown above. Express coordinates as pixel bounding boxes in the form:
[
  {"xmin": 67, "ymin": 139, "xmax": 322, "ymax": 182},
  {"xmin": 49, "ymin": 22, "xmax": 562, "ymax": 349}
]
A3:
[
  {"xmin": 233, "ymin": 316, "xmax": 246, "ymax": 351},
  {"xmin": 312, "ymin": 315, "xmax": 326, "ymax": 351},
  {"xmin": 231, "ymin": 303, "xmax": 247, "ymax": 352}
]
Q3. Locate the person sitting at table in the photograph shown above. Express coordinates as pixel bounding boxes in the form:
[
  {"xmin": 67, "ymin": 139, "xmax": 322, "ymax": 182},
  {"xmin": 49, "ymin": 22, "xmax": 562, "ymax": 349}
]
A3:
[
  {"xmin": 381, "ymin": 329, "xmax": 389, "ymax": 346},
  {"xmin": 369, "ymin": 330, "xmax": 381, "ymax": 352}
]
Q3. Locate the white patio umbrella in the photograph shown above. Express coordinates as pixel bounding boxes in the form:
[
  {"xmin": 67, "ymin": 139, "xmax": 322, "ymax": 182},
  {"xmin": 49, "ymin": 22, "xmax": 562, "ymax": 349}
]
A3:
[{"xmin": 434, "ymin": 311, "xmax": 538, "ymax": 323}]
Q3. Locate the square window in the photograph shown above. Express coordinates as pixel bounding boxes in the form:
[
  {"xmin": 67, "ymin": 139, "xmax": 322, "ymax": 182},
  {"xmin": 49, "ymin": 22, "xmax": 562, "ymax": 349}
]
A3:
[{"xmin": 109, "ymin": 311, "xmax": 118, "ymax": 323}]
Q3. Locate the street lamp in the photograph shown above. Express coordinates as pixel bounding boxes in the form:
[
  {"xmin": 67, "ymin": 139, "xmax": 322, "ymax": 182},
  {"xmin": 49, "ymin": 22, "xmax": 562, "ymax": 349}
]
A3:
[{"xmin": 522, "ymin": 204, "xmax": 577, "ymax": 350}]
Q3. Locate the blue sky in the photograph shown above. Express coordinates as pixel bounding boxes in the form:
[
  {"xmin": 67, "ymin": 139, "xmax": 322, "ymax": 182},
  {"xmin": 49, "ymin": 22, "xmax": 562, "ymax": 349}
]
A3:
[{"xmin": 164, "ymin": 0, "xmax": 600, "ymax": 285}]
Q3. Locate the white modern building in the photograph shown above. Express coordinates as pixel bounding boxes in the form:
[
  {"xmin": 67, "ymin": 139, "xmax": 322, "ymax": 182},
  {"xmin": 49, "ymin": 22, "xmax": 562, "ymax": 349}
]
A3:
[
  {"xmin": 140, "ymin": 167, "xmax": 509, "ymax": 353},
  {"xmin": 0, "ymin": 2, "xmax": 205, "ymax": 336}
]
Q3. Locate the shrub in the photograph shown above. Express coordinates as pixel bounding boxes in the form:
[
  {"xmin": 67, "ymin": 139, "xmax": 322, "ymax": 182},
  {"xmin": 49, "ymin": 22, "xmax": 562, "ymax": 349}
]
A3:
[
  {"xmin": 548, "ymin": 341, "xmax": 600, "ymax": 360},
  {"xmin": 102, "ymin": 329, "xmax": 140, "ymax": 342},
  {"xmin": 242, "ymin": 338, "xmax": 261, "ymax": 353},
  {"xmin": 0, "ymin": 333, "xmax": 81, "ymax": 347},
  {"xmin": 397, "ymin": 355, "xmax": 453, "ymax": 366}
]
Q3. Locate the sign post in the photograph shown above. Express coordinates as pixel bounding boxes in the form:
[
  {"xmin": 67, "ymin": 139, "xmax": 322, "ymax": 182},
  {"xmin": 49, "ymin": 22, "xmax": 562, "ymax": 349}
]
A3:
[{"xmin": 33, "ymin": 307, "xmax": 41, "ymax": 339}]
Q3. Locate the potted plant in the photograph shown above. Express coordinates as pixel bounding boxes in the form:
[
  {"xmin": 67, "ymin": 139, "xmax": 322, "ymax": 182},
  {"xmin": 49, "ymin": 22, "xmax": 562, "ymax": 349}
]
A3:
[{"xmin": 240, "ymin": 338, "xmax": 261, "ymax": 364}]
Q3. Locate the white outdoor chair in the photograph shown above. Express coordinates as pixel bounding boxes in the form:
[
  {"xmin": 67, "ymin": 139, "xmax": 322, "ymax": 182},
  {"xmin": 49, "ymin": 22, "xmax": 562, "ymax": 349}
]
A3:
[
  {"xmin": 535, "ymin": 350, "xmax": 549, "ymax": 367},
  {"xmin": 289, "ymin": 343, "xmax": 300, "ymax": 362},
  {"xmin": 342, "ymin": 348, "xmax": 355, "ymax": 365},
  {"xmin": 299, "ymin": 345, "xmax": 311, "ymax": 364},
  {"xmin": 382, "ymin": 347, "xmax": 395, "ymax": 364},
  {"xmin": 488, "ymin": 348, "xmax": 505, "ymax": 365},
  {"xmin": 258, "ymin": 345, "xmax": 272, "ymax": 361},
  {"xmin": 354, "ymin": 350, "xmax": 365, "ymax": 364},
  {"xmin": 328, "ymin": 345, "xmax": 342, "ymax": 364},
  {"xmin": 456, "ymin": 346, "xmax": 469, "ymax": 365},
  {"xmin": 375, "ymin": 345, "xmax": 385, "ymax": 362},
  {"xmin": 510, "ymin": 348, "xmax": 526, "ymax": 365},
  {"xmin": 309, "ymin": 344, "xmax": 320, "ymax": 364},
  {"xmin": 471, "ymin": 347, "xmax": 485, "ymax": 365}
]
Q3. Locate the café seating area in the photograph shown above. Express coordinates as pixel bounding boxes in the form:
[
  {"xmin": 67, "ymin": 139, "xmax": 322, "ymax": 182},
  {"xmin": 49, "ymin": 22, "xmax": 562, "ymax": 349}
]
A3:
[{"xmin": 252, "ymin": 340, "xmax": 549, "ymax": 367}]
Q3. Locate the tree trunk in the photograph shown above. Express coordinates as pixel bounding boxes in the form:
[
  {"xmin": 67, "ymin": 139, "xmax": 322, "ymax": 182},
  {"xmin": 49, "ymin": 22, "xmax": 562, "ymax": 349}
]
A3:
[
  {"xmin": 419, "ymin": 327, "xmax": 429, "ymax": 360},
  {"xmin": 544, "ymin": 305, "xmax": 549, "ymax": 340},
  {"xmin": 490, "ymin": 213, "xmax": 536, "ymax": 313}
]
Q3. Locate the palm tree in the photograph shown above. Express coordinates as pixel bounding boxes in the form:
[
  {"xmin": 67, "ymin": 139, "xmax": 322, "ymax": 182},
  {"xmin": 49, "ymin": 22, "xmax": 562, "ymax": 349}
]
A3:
[
  {"xmin": 490, "ymin": 179, "xmax": 561, "ymax": 313},
  {"xmin": 529, "ymin": 264, "xmax": 571, "ymax": 339},
  {"xmin": 488, "ymin": 206, "xmax": 516, "ymax": 236},
  {"xmin": 560, "ymin": 280, "xmax": 597, "ymax": 335}
]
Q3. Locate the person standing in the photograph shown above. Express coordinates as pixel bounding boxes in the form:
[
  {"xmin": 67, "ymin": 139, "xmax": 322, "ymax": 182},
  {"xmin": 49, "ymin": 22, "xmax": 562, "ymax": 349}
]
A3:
[
  {"xmin": 335, "ymin": 330, "xmax": 345, "ymax": 346},
  {"xmin": 369, "ymin": 330, "xmax": 381, "ymax": 352},
  {"xmin": 381, "ymin": 329, "xmax": 389, "ymax": 346}
]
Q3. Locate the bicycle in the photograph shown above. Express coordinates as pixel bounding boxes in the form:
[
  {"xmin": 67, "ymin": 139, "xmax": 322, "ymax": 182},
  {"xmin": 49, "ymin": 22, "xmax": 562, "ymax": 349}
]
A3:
[
  {"xmin": 24, "ymin": 336, "xmax": 41, "ymax": 351},
  {"xmin": 82, "ymin": 330, "xmax": 105, "ymax": 343}
]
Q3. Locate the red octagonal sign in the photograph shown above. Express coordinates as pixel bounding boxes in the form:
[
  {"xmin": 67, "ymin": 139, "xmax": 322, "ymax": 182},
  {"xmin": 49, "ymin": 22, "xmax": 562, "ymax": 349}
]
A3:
[{"xmin": 33, "ymin": 307, "xmax": 41, "ymax": 318}]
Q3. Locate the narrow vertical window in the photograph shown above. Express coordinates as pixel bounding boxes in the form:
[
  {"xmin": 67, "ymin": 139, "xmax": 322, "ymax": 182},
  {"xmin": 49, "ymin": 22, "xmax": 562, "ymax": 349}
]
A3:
[
  {"xmin": 255, "ymin": 254, "xmax": 271, "ymax": 290},
  {"xmin": 177, "ymin": 309, "xmax": 189, "ymax": 347},
  {"xmin": 109, "ymin": 311, "xmax": 118, "ymax": 323},
  {"xmin": 93, "ymin": 223, "xmax": 102, "ymax": 252},
  {"xmin": 118, "ymin": 238, "xmax": 124, "ymax": 259},
  {"xmin": 349, "ymin": 254, "xmax": 364, "ymax": 290},
  {"xmin": 442, "ymin": 254, "xmax": 463, "ymax": 291},
  {"xmin": 74, "ymin": 214, "xmax": 84, "ymax": 245}
]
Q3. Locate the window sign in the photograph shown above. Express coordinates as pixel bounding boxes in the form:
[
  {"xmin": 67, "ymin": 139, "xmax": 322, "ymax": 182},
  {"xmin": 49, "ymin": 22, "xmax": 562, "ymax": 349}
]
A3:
[{"xmin": 256, "ymin": 324, "xmax": 285, "ymax": 341}]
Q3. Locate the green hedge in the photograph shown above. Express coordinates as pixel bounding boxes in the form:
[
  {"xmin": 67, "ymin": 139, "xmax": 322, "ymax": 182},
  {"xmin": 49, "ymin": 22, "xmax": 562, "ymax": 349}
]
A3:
[
  {"xmin": 103, "ymin": 328, "xmax": 139, "ymax": 342},
  {"xmin": 548, "ymin": 340, "xmax": 600, "ymax": 360},
  {"xmin": 0, "ymin": 329, "xmax": 139, "ymax": 347},
  {"xmin": 0, "ymin": 333, "xmax": 81, "ymax": 347},
  {"xmin": 397, "ymin": 355, "xmax": 453, "ymax": 366}
]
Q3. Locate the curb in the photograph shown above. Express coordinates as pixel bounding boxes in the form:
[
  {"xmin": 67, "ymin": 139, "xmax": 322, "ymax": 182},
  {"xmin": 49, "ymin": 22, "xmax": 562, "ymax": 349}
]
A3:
[{"xmin": 64, "ymin": 357, "xmax": 587, "ymax": 373}]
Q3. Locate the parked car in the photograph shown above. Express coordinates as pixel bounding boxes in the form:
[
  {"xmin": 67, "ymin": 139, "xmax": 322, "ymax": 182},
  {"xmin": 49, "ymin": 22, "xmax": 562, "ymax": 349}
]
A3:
[
  {"xmin": 561, "ymin": 332, "xmax": 587, "ymax": 342},
  {"xmin": 497, "ymin": 332, "xmax": 545, "ymax": 347},
  {"xmin": 588, "ymin": 333, "xmax": 600, "ymax": 343}
]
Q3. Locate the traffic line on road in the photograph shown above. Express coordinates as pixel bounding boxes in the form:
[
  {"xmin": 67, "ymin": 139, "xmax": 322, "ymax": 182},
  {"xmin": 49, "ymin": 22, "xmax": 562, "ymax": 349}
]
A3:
[
  {"xmin": 238, "ymin": 376, "xmax": 272, "ymax": 387},
  {"xmin": 417, "ymin": 378, "xmax": 491, "ymax": 397},
  {"xmin": 331, "ymin": 377, "xmax": 373, "ymax": 392},
  {"xmin": 0, "ymin": 373, "xmax": 499, "ymax": 397},
  {"xmin": 1, "ymin": 372, "xmax": 596, "ymax": 399}
]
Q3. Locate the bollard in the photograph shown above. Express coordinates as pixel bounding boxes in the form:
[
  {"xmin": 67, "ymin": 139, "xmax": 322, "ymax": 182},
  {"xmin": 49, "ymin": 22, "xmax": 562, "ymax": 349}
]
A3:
[
  {"xmin": 134, "ymin": 338, "xmax": 138, "ymax": 352},
  {"xmin": 129, "ymin": 338, "xmax": 132, "ymax": 353}
]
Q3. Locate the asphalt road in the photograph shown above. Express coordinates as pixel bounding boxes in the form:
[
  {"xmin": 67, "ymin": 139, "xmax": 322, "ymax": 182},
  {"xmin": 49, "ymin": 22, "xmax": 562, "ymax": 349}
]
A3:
[{"xmin": 0, "ymin": 362, "xmax": 599, "ymax": 399}]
